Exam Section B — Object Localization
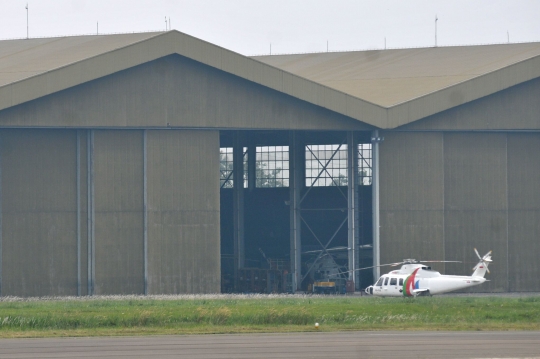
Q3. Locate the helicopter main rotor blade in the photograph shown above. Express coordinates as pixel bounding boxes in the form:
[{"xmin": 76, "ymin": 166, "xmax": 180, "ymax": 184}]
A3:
[
  {"xmin": 351, "ymin": 260, "xmax": 461, "ymax": 273},
  {"xmin": 350, "ymin": 263, "xmax": 400, "ymax": 272}
]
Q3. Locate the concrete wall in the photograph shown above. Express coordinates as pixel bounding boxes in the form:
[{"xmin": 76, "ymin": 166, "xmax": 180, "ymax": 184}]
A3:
[
  {"xmin": 147, "ymin": 130, "xmax": 220, "ymax": 294},
  {"xmin": 401, "ymin": 77, "xmax": 540, "ymax": 131},
  {"xmin": 94, "ymin": 130, "xmax": 144, "ymax": 295},
  {"xmin": 379, "ymin": 132, "xmax": 445, "ymax": 272},
  {"xmin": 0, "ymin": 129, "xmax": 78, "ymax": 296},
  {"xmin": 507, "ymin": 134, "xmax": 540, "ymax": 291},
  {"xmin": 443, "ymin": 133, "xmax": 508, "ymax": 292},
  {"xmin": 0, "ymin": 55, "xmax": 371, "ymax": 132},
  {"xmin": 0, "ymin": 128, "xmax": 220, "ymax": 296},
  {"xmin": 380, "ymin": 131, "xmax": 540, "ymax": 292}
]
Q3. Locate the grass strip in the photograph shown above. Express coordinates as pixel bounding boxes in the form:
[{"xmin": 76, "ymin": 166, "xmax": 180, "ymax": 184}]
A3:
[{"xmin": 0, "ymin": 295, "xmax": 539, "ymax": 338}]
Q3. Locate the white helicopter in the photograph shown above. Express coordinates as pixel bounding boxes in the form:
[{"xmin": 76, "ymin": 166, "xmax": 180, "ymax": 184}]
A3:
[{"xmin": 364, "ymin": 249, "xmax": 492, "ymax": 297}]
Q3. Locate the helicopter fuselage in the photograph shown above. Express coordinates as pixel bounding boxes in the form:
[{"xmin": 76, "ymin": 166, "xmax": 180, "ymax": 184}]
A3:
[{"xmin": 366, "ymin": 264, "xmax": 487, "ymax": 297}]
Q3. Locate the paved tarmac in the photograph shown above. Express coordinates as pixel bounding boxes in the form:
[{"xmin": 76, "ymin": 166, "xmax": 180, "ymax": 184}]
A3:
[{"xmin": 1, "ymin": 331, "xmax": 539, "ymax": 359}]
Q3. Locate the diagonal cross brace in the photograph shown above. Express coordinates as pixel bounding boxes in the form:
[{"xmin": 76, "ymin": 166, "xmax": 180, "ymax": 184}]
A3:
[
  {"xmin": 302, "ymin": 140, "xmax": 348, "ymax": 204},
  {"xmin": 301, "ymin": 215, "xmax": 348, "ymax": 283}
]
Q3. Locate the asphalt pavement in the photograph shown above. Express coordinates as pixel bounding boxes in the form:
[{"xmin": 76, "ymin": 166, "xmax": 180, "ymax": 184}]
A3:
[{"xmin": 1, "ymin": 331, "xmax": 539, "ymax": 359}]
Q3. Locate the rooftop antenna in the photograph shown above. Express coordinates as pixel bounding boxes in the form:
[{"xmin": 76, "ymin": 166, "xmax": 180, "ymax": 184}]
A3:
[
  {"xmin": 435, "ymin": 15, "xmax": 438, "ymax": 47},
  {"xmin": 169, "ymin": 17, "xmax": 171, "ymax": 30},
  {"xmin": 165, "ymin": 16, "xmax": 167, "ymax": 31},
  {"xmin": 25, "ymin": 3, "xmax": 29, "ymax": 39},
  {"xmin": 507, "ymin": 31, "xmax": 509, "ymax": 43},
  {"xmin": 270, "ymin": 43, "xmax": 272, "ymax": 55},
  {"xmin": 97, "ymin": 22, "xmax": 98, "ymax": 35}
]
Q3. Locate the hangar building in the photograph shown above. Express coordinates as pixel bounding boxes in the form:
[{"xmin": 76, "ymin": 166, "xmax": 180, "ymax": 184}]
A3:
[{"xmin": 0, "ymin": 31, "xmax": 539, "ymax": 296}]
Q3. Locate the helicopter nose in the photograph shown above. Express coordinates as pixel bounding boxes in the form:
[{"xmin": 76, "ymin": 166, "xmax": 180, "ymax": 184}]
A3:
[{"xmin": 365, "ymin": 286, "xmax": 373, "ymax": 295}]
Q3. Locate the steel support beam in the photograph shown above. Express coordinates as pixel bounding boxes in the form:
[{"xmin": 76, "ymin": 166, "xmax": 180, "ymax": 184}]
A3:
[
  {"xmin": 347, "ymin": 132, "xmax": 358, "ymax": 288},
  {"xmin": 371, "ymin": 130, "xmax": 383, "ymax": 282},
  {"xmin": 248, "ymin": 143, "xmax": 256, "ymax": 191},
  {"xmin": 289, "ymin": 131, "xmax": 302, "ymax": 292},
  {"xmin": 233, "ymin": 132, "xmax": 245, "ymax": 290}
]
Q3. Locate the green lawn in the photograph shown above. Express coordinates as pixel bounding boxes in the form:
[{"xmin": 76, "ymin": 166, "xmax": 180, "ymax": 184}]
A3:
[{"xmin": 0, "ymin": 295, "xmax": 538, "ymax": 338}]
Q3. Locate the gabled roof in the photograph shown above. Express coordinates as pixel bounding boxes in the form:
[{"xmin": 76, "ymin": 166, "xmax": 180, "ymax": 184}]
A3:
[
  {"xmin": 253, "ymin": 44, "xmax": 540, "ymax": 108},
  {"xmin": 0, "ymin": 32, "xmax": 162, "ymax": 87},
  {"xmin": 1, "ymin": 30, "xmax": 539, "ymax": 129}
]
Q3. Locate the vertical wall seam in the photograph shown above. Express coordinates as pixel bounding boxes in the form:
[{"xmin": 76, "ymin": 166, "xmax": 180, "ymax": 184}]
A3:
[
  {"xmin": 76, "ymin": 131, "xmax": 81, "ymax": 297},
  {"xmin": 91, "ymin": 130, "xmax": 95, "ymax": 295},
  {"xmin": 143, "ymin": 130, "xmax": 148, "ymax": 295},
  {"xmin": 87, "ymin": 130, "xmax": 95, "ymax": 296},
  {"xmin": 505, "ymin": 134, "xmax": 509, "ymax": 291},
  {"xmin": 87, "ymin": 130, "xmax": 91, "ymax": 295}
]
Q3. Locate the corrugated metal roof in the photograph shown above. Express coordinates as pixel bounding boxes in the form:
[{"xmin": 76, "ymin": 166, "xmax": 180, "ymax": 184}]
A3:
[
  {"xmin": 0, "ymin": 32, "xmax": 163, "ymax": 87},
  {"xmin": 0, "ymin": 31, "xmax": 539, "ymax": 129},
  {"xmin": 252, "ymin": 43, "xmax": 540, "ymax": 107}
]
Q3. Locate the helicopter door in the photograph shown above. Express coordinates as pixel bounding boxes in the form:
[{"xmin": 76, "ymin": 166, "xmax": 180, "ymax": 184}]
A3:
[
  {"xmin": 387, "ymin": 277, "xmax": 400, "ymax": 296},
  {"xmin": 382, "ymin": 277, "xmax": 390, "ymax": 294}
]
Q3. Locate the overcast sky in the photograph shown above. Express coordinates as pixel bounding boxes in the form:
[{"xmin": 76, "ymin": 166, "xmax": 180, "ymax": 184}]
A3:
[{"xmin": 2, "ymin": 1, "xmax": 540, "ymax": 55}]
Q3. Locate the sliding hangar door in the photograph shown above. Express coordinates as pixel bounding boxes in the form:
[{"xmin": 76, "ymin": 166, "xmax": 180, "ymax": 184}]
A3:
[
  {"xmin": 0, "ymin": 129, "xmax": 220, "ymax": 297},
  {"xmin": 379, "ymin": 77, "xmax": 540, "ymax": 293}
]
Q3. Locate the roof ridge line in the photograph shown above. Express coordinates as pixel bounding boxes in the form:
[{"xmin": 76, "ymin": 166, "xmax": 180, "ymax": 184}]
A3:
[
  {"xmin": 250, "ymin": 40, "xmax": 540, "ymax": 57},
  {"xmin": 0, "ymin": 30, "xmax": 166, "ymax": 43}
]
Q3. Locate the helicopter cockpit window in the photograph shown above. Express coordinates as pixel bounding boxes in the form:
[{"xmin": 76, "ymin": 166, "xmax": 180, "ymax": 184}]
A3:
[
  {"xmin": 389, "ymin": 278, "xmax": 397, "ymax": 286},
  {"xmin": 384, "ymin": 277, "xmax": 389, "ymax": 286},
  {"xmin": 375, "ymin": 278, "xmax": 383, "ymax": 286},
  {"xmin": 399, "ymin": 278, "xmax": 404, "ymax": 286}
]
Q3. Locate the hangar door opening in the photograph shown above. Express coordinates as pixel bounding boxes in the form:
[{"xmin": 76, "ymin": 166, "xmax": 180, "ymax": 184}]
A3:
[{"xmin": 220, "ymin": 131, "xmax": 373, "ymax": 293}]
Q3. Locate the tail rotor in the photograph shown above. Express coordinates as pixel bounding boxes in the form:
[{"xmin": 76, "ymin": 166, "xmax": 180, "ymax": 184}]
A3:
[{"xmin": 472, "ymin": 248, "xmax": 492, "ymax": 277}]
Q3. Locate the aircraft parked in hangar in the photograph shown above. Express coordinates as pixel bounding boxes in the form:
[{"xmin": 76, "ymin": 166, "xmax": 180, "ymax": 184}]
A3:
[{"xmin": 364, "ymin": 249, "xmax": 492, "ymax": 297}]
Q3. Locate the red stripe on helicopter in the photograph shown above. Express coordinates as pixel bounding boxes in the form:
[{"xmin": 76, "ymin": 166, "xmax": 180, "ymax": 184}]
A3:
[{"xmin": 403, "ymin": 268, "xmax": 420, "ymax": 297}]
